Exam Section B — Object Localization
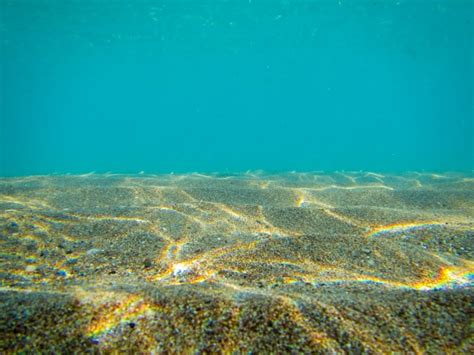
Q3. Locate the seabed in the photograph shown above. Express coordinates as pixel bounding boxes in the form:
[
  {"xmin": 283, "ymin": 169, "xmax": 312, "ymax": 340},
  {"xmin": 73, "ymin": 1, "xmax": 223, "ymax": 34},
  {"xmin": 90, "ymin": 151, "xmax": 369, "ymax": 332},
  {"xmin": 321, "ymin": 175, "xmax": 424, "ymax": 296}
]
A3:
[{"xmin": 0, "ymin": 172, "xmax": 473, "ymax": 353}]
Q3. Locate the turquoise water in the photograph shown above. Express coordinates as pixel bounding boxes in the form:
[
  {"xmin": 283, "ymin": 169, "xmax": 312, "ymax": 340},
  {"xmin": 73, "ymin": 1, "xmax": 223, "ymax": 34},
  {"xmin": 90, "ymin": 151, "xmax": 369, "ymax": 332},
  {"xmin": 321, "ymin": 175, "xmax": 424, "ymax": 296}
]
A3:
[{"xmin": 1, "ymin": 0, "xmax": 472, "ymax": 176}]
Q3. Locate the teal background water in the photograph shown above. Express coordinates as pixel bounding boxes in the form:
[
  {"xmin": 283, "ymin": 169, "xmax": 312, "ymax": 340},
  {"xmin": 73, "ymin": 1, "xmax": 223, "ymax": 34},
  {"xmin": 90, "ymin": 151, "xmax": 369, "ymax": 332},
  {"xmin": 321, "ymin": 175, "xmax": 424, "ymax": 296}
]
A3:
[{"xmin": 1, "ymin": 0, "xmax": 472, "ymax": 176}]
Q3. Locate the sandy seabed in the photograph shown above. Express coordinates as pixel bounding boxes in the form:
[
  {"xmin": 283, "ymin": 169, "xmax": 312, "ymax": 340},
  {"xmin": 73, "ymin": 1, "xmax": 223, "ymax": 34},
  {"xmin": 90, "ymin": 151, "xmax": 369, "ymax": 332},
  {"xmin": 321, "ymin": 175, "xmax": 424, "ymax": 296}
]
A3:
[{"xmin": 0, "ymin": 172, "xmax": 473, "ymax": 353}]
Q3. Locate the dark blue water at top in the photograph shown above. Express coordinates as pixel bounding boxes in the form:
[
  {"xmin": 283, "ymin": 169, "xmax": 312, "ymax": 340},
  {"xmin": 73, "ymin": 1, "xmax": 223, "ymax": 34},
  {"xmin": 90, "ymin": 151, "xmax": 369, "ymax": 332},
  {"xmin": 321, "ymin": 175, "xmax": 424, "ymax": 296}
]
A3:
[{"xmin": 1, "ymin": 0, "xmax": 472, "ymax": 176}]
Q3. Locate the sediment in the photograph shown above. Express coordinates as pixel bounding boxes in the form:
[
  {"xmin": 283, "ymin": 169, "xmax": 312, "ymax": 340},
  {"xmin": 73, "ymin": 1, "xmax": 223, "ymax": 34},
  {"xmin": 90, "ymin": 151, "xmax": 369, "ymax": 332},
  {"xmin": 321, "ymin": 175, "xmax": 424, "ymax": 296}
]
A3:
[{"xmin": 0, "ymin": 172, "xmax": 472, "ymax": 353}]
